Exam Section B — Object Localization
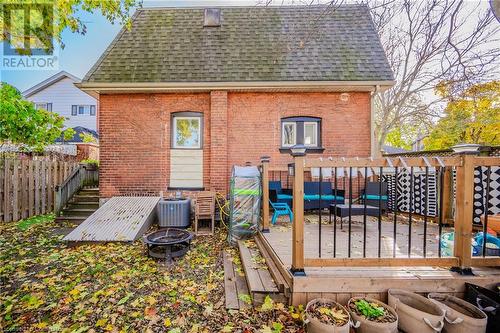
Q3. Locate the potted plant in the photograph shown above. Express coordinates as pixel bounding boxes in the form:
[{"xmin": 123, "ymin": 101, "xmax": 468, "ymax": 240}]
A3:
[
  {"xmin": 428, "ymin": 293, "xmax": 487, "ymax": 333},
  {"xmin": 305, "ymin": 298, "xmax": 351, "ymax": 333},
  {"xmin": 388, "ymin": 289, "xmax": 444, "ymax": 333},
  {"xmin": 347, "ymin": 297, "xmax": 398, "ymax": 333},
  {"xmin": 81, "ymin": 158, "xmax": 99, "ymax": 171}
]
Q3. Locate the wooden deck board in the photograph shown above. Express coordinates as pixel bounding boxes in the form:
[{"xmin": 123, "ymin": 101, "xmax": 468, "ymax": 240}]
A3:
[
  {"xmin": 63, "ymin": 196, "xmax": 160, "ymax": 242},
  {"xmin": 223, "ymin": 250, "xmax": 250, "ymax": 310},
  {"xmin": 223, "ymin": 251, "xmax": 239, "ymax": 309}
]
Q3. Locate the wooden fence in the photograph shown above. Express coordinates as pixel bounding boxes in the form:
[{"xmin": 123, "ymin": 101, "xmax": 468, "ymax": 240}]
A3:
[
  {"xmin": 0, "ymin": 158, "xmax": 79, "ymax": 222},
  {"xmin": 261, "ymin": 153, "xmax": 500, "ymax": 273}
]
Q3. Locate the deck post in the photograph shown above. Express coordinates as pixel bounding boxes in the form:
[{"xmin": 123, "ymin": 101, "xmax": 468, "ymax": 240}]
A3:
[
  {"xmin": 291, "ymin": 146, "xmax": 306, "ymax": 276},
  {"xmin": 441, "ymin": 167, "xmax": 453, "ymax": 224},
  {"xmin": 261, "ymin": 156, "xmax": 270, "ymax": 233},
  {"xmin": 452, "ymin": 147, "xmax": 478, "ymax": 275}
]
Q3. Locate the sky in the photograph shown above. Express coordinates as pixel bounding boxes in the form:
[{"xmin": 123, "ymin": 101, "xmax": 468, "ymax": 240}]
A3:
[{"xmin": 0, "ymin": 0, "xmax": 258, "ymax": 92}]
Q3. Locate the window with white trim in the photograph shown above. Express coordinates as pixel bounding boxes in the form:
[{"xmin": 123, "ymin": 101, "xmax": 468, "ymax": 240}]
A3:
[
  {"xmin": 172, "ymin": 114, "xmax": 202, "ymax": 149},
  {"xmin": 280, "ymin": 117, "xmax": 322, "ymax": 150},
  {"xmin": 71, "ymin": 105, "xmax": 96, "ymax": 116},
  {"xmin": 304, "ymin": 122, "xmax": 318, "ymax": 147},
  {"xmin": 282, "ymin": 122, "xmax": 297, "ymax": 147}
]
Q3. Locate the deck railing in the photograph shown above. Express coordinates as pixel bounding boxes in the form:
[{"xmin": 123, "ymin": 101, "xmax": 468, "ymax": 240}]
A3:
[
  {"xmin": 54, "ymin": 165, "xmax": 99, "ymax": 216},
  {"xmin": 261, "ymin": 153, "xmax": 500, "ymax": 274}
]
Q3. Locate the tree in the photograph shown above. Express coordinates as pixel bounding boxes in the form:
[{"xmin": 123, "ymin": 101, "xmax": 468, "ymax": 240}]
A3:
[
  {"xmin": 266, "ymin": 1, "xmax": 500, "ymax": 153},
  {"xmin": 0, "ymin": 82, "xmax": 65, "ymax": 152},
  {"xmin": 423, "ymin": 81, "xmax": 500, "ymax": 150},
  {"xmin": 385, "ymin": 122, "xmax": 428, "ymax": 151},
  {"xmin": 62, "ymin": 128, "xmax": 76, "ymax": 142},
  {"xmin": 0, "ymin": 0, "xmax": 141, "ymax": 54},
  {"xmin": 370, "ymin": 0, "xmax": 500, "ymax": 152}
]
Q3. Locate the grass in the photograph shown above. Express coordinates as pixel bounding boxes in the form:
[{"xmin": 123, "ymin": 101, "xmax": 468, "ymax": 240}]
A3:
[
  {"xmin": 0, "ymin": 216, "xmax": 305, "ymax": 332},
  {"xmin": 17, "ymin": 214, "xmax": 54, "ymax": 231}
]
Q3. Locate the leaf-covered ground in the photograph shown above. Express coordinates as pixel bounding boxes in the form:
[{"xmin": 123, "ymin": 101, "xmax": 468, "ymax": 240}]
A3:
[{"xmin": 0, "ymin": 215, "xmax": 305, "ymax": 333}]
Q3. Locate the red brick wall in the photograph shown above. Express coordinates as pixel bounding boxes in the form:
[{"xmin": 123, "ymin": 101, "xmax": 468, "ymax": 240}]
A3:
[
  {"xmin": 98, "ymin": 91, "xmax": 371, "ymax": 197},
  {"xmin": 99, "ymin": 93, "xmax": 211, "ymax": 197},
  {"xmin": 210, "ymin": 91, "xmax": 228, "ymax": 193},
  {"xmin": 227, "ymin": 92, "xmax": 371, "ymax": 170}
]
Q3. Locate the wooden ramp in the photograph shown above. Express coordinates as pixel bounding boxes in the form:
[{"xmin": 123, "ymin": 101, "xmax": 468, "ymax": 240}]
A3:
[{"xmin": 63, "ymin": 196, "xmax": 160, "ymax": 242}]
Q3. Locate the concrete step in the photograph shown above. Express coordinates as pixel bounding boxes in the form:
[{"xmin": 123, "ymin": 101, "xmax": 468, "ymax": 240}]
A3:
[
  {"xmin": 60, "ymin": 208, "xmax": 95, "ymax": 217},
  {"xmin": 71, "ymin": 195, "xmax": 99, "ymax": 203},
  {"xmin": 78, "ymin": 188, "xmax": 99, "ymax": 196},
  {"xmin": 66, "ymin": 202, "xmax": 99, "ymax": 210},
  {"xmin": 55, "ymin": 216, "xmax": 87, "ymax": 224}
]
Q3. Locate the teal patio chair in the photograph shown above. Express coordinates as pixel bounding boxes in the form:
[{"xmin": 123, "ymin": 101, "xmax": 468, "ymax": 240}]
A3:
[{"xmin": 269, "ymin": 189, "xmax": 293, "ymax": 224}]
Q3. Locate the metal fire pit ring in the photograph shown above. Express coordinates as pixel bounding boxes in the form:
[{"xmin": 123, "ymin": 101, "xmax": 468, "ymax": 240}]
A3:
[{"xmin": 143, "ymin": 228, "xmax": 194, "ymax": 263}]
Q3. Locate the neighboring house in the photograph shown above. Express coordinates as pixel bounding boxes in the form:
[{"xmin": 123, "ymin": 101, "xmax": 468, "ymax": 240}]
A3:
[
  {"xmin": 23, "ymin": 71, "xmax": 98, "ymax": 132},
  {"xmin": 55, "ymin": 126, "xmax": 99, "ymax": 143},
  {"xmin": 77, "ymin": 5, "xmax": 395, "ymax": 198}
]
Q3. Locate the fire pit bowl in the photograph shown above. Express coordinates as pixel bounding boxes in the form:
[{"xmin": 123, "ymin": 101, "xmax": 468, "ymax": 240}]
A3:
[{"xmin": 143, "ymin": 228, "xmax": 194, "ymax": 262}]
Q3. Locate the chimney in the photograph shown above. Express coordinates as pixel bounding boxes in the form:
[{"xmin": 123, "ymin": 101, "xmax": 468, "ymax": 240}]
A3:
[{"xmin": 204, "ymin": 8, "xmax": 221, "ymax": 27}]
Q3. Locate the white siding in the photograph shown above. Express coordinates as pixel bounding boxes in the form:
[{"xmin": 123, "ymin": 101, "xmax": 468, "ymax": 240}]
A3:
[
  {"xmin": 170, "ymin": 149, "xmax": 203, "ymax": 188},
  {"xmin": 26, "ymin": 77, "xmax": 97, "ymax": 131}
]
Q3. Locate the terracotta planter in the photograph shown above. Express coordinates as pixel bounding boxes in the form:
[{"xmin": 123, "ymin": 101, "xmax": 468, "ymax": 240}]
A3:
[
  {"xmin": 428, "ymin": 293, "xmax": 487, "ymax": 333},
  {"xmin": 388, "ymin": 289, "xmax": 445, "ymax": 333},
  {"xmin": 305, "ymin": 298, "xmax": 351, "ymax": 333},
  {"xmin": 347, "ymin": 297, "xmax": 398, "ymax": 333}
]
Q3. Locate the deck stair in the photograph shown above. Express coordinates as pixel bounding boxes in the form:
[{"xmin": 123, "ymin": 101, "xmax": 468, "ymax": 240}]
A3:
[
  {"xmin": 237, "ymin": 240, "xmax": 288, "ymax": 306},
  {"xmin": 55, "ymin": 187, "xmax": 99, "ymax": 223}
]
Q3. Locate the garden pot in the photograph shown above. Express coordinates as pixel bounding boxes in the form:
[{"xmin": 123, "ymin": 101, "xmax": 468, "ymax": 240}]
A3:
[
  {"xmin": 428, "ymin": 293, "xmax": 487, "ymax": 333},
  {"xmin": 388, "ymin": 289, "xmax": 445, "ymax": 333},
  {"xmin": 347, "ymin": 297, "xmax": 398, "ymax": 333},
  {"xmin": 305, "ymin": 298, "xmax": 351, "ymax": 333},
  {"xmin": 465, "ymin": 283, "xmax": 500, "ymax": 333}
]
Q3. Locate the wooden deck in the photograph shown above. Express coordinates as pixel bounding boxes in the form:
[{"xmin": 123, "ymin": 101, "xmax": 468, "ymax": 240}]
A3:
[
  {"xmin": 63, "ymin": 196, "xmax": 160, "ymax": 242},
  {"xmin": 258, "ymin": 216, "xmax": 500, "ymax": 306},
  {"xmin": 264, "ymin": 216, "xmax": 447, "ymax": 264}
]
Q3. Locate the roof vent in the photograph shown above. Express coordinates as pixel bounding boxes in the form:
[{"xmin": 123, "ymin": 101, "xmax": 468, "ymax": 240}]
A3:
[{"xmin": 204, "ymin": 8, "xmax": 221, "ymax": 27}]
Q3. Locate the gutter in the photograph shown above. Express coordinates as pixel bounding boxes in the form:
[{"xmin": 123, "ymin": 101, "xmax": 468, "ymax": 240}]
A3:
[
  {"xmin": 75, "ymin": 80, "xmax": 396, "ymax": 94},
  {"xmin": 370, "ymin": 85, "xmax": 381, "ymax": 158}
]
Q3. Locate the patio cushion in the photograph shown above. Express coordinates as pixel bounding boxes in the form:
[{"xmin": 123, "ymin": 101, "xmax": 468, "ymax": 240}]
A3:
[
  {"xmin": 362, "ymin": 194, "xmax": 388, "ymax": 200},
  {"xmin": 304, "ymin": 194, "xmax": 344, "ymax": 201},
  {"xmin": 277, "ymin": 194, "xmax": 293, "ymax": 200}
]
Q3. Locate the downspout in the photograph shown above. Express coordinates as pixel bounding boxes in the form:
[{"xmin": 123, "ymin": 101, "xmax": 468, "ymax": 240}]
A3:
[{"xmin": 370, "ymin": 85, "xmax": 380, "ymax": 158}]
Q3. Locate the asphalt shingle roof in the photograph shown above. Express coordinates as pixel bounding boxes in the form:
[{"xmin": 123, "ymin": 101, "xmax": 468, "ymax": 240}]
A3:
[{"xmin": 83, "ymin": 5, "xmax": 394, "ymax": 83}]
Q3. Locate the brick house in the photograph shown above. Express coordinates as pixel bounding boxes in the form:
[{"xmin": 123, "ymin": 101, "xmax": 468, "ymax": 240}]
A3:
[{"xmin": 77, "ymin": 5, "xmax": 394, "ymax": 198}]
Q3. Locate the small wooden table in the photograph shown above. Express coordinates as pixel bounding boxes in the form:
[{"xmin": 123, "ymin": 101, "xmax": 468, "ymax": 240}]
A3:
[{"xmin": 329, "ymin": 204, "xmax": 380, "ymax": 229}]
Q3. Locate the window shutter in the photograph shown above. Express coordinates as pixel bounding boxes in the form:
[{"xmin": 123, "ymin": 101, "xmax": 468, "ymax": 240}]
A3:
[
  {"xmin": 90, "ymin": 105, "xmax": 96, "ymax": 116},
  {"xmin": 47, "ymin": 103, "xmax": 52, "ymax": 111},
  {"xmin": 71, "ymin": 105, "xmax": 77, "ymax": 116}
]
